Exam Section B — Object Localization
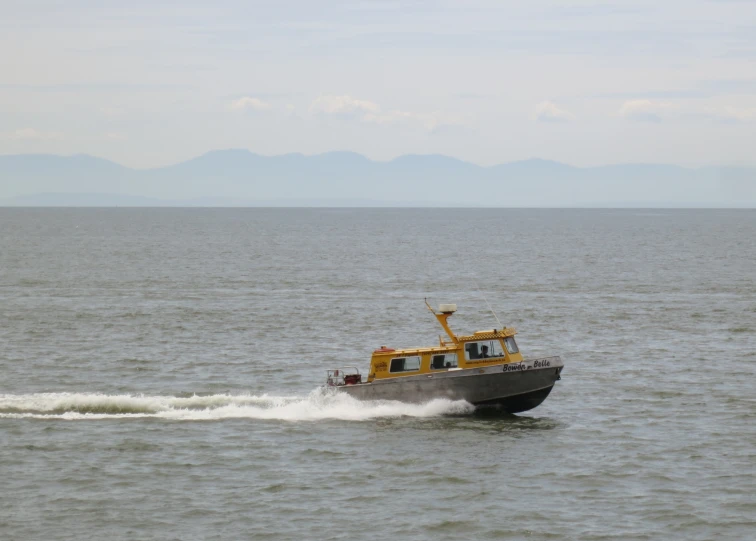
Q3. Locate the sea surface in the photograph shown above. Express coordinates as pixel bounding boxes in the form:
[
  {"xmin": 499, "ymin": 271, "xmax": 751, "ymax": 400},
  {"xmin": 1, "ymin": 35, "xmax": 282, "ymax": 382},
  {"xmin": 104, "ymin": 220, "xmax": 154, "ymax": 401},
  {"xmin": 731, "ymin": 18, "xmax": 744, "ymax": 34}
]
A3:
[{"xmin": 1, "ymin": 208, "xmax": 754, "ymax": 541}]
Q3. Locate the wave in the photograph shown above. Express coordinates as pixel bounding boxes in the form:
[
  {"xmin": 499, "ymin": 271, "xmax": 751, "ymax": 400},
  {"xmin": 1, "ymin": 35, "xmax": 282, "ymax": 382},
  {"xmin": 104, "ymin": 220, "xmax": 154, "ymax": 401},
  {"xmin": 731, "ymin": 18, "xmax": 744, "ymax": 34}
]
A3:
[{"xmin": 0, "ymin": 388, "xmax": 474, "ymax": 422}]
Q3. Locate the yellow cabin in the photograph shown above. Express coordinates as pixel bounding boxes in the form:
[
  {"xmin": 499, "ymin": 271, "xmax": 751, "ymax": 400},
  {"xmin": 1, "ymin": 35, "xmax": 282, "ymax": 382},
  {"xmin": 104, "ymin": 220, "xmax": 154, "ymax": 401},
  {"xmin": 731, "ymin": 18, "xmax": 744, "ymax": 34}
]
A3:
[{"xmin": 367, "ymin": 302, "xmax": 523, "ymax": 382}]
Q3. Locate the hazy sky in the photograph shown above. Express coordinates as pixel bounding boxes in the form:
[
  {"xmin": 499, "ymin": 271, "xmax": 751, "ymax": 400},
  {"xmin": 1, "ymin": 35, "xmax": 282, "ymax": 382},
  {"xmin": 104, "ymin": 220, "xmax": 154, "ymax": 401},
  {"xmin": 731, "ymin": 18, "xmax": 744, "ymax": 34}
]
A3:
[{"xmin": 2, "ymin": 0, "xmax": 755, "ymax": 168}]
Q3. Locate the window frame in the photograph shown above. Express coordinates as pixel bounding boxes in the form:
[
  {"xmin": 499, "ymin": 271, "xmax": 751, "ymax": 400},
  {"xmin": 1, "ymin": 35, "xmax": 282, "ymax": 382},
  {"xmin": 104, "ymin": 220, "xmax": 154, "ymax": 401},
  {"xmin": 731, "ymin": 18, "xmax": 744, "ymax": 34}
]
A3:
[
  {"xmin": 464, "ymin": 340, "xmax": 506, "ymax": 360},
  {"xmin": 389, "ymin": 355, "xmax": 422, "ymax": 373},
  {"xmin": 429, "ymin": 353, "xmax": 458, "ymax": 370}
]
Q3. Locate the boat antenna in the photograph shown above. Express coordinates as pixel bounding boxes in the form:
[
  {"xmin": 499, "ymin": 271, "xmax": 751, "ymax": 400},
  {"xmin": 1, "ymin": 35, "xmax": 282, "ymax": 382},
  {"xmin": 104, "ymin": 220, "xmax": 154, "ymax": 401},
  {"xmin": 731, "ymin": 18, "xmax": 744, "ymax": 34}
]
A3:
[{"xmin": 471, "ymin": 274, "xmax": 503, "ymax": 328}]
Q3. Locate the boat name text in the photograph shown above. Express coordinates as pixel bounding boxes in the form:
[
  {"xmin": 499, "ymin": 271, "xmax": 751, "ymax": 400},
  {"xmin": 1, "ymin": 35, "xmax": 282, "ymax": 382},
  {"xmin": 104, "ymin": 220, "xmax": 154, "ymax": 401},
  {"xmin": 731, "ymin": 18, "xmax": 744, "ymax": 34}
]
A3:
[
  {"xmin": 502, "ymin": 359, "xmax": 551, "ymax": 372},
  {"xmin": 502, "ymin": 363, "xmax": 527, "ymax": 372}
]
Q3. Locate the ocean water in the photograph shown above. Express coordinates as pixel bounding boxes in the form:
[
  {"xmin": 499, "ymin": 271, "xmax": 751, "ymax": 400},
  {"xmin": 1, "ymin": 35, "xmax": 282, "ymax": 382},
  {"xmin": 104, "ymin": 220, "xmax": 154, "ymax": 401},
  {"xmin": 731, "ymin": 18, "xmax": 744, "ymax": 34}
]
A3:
[{"xmin": 1, "ymin": 208, "xmax": 754, "ymax": 541}]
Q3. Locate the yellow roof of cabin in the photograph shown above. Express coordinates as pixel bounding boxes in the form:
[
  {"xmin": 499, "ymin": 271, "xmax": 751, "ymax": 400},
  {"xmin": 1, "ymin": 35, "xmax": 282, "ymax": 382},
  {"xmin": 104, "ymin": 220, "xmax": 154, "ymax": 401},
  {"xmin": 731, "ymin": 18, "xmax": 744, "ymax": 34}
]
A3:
[
  {"xmin": 457, "ymin": 328, "xmax": 516, "ymax": 341},
  {"xmin": 371, "ymin": 345, "xmax": 457, "ymax": 357}
]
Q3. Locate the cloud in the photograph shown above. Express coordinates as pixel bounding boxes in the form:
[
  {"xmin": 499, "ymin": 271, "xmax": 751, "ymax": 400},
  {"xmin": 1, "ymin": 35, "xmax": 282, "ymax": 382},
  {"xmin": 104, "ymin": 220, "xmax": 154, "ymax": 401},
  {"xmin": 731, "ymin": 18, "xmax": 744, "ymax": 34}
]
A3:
[
  {"xmin": 535, "ymin": 101, "xmax": 576, "ymax": 122},
  {"xmin": 1, "ymin": 128, "xmax": 62, "ymax": 140},
  {"xmin": 617, "ymin": 99, "xmax": 756, "ymax": 124},
  {"xmin": 309, "ymin": 95, "xmax": 380, "ymax": 115},
  {"xmin": 719, "ymin": 106, "xmax": 756, "ymax": 122},
  {"xmin": 309, "ymin": 94, "xmax": 455, "ymax": 131},
  {"xmin": 99, "ymin": 106, "xmax": 126, "ymax": 118},
  {"xmin": 618, "ymin": 100, "xmax": 671, "ymax": 122},
  {"xmin": 229, "ymin": 96, "xmax": 272, "ymax": 112},
  {"xmin": 362, "ymin": 109, "xmax": 412, "ymax": 125}
]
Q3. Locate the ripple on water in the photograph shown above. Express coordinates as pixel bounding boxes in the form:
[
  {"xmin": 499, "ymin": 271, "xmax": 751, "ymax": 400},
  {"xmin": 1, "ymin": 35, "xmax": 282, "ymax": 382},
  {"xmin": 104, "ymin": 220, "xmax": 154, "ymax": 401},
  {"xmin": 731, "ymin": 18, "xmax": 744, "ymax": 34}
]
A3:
[{"xmin": 1, "ymin": 208, "xmax": 755, "ymax": 541}]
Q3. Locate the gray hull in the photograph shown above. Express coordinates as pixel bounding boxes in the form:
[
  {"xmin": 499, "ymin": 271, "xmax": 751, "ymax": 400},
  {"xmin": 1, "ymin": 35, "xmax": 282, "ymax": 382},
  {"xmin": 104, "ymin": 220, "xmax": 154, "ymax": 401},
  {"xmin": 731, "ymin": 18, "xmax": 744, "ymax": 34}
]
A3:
[{"xmin": 336, "ymin": 356, "xmax": 563, "ymax": 413}]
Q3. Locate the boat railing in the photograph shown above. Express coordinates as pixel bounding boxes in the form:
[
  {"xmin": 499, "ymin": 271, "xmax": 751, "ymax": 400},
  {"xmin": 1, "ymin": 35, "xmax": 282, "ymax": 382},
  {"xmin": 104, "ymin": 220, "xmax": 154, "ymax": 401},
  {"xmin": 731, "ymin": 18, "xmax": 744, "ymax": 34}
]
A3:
[{"xmin": 326, "ymin": 366, "xmax": 362, "ymax": 386}]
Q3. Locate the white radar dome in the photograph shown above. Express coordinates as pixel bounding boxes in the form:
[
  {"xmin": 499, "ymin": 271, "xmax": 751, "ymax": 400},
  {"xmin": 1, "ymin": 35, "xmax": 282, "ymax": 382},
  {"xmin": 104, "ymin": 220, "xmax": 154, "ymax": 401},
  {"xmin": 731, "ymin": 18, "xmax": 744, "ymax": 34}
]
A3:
[{"xmin": 439, "ymin": 304, "xmax": 457, "ymax": 313}]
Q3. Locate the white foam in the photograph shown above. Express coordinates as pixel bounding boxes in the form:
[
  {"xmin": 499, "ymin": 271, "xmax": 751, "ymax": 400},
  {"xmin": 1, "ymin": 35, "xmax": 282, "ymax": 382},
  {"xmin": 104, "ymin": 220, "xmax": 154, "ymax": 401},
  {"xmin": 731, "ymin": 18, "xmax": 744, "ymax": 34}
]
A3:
[{"xmin": 0, "ymin": 388, "xmax": 474, "ymax": 422}]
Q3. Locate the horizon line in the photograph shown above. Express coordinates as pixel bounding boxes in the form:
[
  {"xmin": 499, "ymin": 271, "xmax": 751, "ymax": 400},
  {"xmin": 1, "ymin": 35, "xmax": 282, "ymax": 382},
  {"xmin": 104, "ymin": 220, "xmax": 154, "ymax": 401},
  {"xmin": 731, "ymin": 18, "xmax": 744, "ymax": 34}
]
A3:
[
  {"xmin": 2, "ymin": 205, "xmax": 755, "ymax": 210},
  {"xmin": 1, "ymin": 149, "xmax": 754, "ymax": 171}
]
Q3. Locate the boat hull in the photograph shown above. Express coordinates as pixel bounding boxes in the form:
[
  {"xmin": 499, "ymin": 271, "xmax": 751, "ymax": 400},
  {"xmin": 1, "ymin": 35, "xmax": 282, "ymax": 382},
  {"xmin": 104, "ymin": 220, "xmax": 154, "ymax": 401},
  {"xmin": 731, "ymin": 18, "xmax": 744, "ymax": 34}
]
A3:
[{"xmin": 335, "ymin": 356, "xmax": 563, "ymax": 413}]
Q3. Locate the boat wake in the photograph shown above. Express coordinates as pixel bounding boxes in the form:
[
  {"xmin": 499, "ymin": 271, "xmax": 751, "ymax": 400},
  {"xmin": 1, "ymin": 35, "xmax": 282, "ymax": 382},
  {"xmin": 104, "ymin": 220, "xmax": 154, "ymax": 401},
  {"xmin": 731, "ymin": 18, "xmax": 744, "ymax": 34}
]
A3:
[{"xmin": 0, "ymin": 388, "xmax": 475, "ymax": 422}]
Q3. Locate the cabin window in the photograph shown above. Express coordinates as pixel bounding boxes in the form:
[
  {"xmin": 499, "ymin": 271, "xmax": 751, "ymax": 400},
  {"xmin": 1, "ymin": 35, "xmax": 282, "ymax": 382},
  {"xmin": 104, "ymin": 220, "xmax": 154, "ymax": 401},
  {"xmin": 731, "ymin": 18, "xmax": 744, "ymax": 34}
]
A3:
[
  {"xmin": 389, "ymin": 355, "xmax": 421, "ymax": 373},
  {"xmin": 504, "ymin": 336, "xmax": 519, "ymax": 354},
  {"xmin": 464, "ymin": 340, "xmax": 505, "ymax": 360},
  {"xmin": 430, "ymin": 353, "xmax": 458, "ymax": 370}
]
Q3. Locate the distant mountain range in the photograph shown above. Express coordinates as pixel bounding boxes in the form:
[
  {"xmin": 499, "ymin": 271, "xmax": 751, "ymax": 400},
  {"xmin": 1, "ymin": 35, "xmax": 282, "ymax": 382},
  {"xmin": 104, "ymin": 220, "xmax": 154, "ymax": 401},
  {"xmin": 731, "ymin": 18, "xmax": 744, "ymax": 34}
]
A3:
[{"xmin": 1, "ymin": 150, "xmax": 754, "ymax": 207}]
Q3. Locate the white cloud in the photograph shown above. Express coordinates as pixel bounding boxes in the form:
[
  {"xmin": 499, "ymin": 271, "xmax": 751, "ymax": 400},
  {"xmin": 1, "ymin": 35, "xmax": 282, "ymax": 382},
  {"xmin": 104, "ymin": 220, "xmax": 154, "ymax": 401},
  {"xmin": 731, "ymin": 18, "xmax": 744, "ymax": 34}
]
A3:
[
  {"xmin": 618, "ymin": 100, "xmax": 671, "ymax": 122},
  {"xmin": 309, "ymin": 94, "xmax": 455, "ymax": 131},
  {"xmin": 362, "ymin": 109, "xmax": 412, "ymax": 125},
  {"xmin": 719, "ymin": 106, "xmax": 756, "ymax": 122},
  {"xmin": 369, "ymin": 110, "xmax": 457, "ymax": 131},
  {"xmin": 535, "ymin": 101, "xmax": 576, "ymax": 122},
  {"xmin": 1, "ymin": 128, "xmax": 62, "ymax": 140},
  {"xmin": 309, "ymin": 95, "xmax": 380, "ymax": 115},
  {"xmin": 229, "ymin": 96, "xmax": 272, "ymax": 112},
  {"xmin": 99, "ymin": 107, "xmax": 126, "ymax": 118},
  {"xmin": 617, "ymin": 99, "xmax": 756, "ymax": 124}
]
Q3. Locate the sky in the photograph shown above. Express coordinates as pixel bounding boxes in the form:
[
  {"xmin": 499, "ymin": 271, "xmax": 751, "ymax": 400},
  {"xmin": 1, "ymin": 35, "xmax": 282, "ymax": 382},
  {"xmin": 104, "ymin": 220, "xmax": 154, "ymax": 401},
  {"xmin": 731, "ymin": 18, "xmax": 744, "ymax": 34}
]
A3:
[{"xmin": 1, "ymin": 0, "xmax": 755, "ymax": 168}]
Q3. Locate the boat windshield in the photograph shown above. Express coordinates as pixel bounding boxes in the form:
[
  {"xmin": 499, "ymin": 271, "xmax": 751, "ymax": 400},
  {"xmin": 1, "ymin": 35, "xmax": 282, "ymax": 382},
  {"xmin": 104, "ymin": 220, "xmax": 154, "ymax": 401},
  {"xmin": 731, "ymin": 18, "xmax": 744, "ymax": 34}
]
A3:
[
  {"xmin": 464, "ymin": 340, "xmax": 505, "ymax": 360},
  {"xmin": 504, "ymin": 336, "xmax": 519, "ymax": 354}
]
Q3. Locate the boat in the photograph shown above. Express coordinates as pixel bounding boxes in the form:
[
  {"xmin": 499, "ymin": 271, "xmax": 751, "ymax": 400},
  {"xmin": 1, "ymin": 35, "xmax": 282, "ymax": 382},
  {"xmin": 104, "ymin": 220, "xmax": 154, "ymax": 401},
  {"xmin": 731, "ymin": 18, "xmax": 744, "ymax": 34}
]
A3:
[{"xmin": 325, "ymin": 301, "xmax": 564, "ymax": 413}]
